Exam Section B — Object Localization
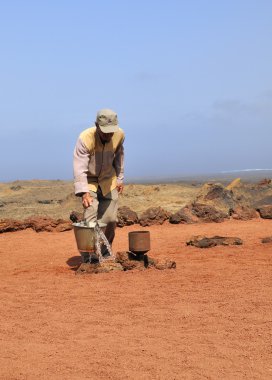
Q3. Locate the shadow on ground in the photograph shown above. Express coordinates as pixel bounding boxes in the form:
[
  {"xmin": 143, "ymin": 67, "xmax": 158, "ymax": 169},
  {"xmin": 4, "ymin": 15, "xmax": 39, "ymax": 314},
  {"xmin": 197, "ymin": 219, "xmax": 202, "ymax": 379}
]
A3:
[{"xmin": 66, "ymin": 256, "xmax": 82, "ymax": 270}]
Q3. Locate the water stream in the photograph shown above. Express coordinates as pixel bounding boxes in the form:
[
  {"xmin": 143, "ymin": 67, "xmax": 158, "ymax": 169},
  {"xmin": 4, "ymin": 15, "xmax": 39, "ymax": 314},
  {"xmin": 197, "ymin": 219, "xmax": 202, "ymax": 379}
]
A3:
[{"xmin": 94, "ymin": 224, "xmax": 115, "ymax": 263}]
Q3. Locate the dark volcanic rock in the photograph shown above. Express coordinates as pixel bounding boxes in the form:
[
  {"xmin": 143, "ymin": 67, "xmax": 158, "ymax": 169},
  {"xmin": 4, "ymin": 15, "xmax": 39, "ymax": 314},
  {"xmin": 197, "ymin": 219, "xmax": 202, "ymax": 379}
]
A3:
[
  {"xmin": 257, "ymin": 205, "xmax": 272, "ymax": 219},
  {"xmin": 261, "ymin": 236, "xmax": 272, "ymax": 243},
  {"xmin": 230, "ymin": 206, "xmax": 259, "ymax": 220},
  {"xmin": 258, "ymin": 178, "xmax": 271, "ymax": 186},
  {"xmin": 186, "ymin": 235, "xmax": 243, "ymax": 248},
  {"xmin": 253, "ymin": 196, "xmax": 272, "ymax": 207},
  {"xmin": 37, "ymin": 200, "xmax": 53, "ymax": 205},
  {"xmin": 117, "ymin": 206, "xmax": 138, "ymax": 227},
  {"xmin": 10, "ymin": 185, "xmax": 22, "ymax": 191},
  {"xmin": 139, "ymin": 207, "xmax": 170, "ymax": 226},
  {"xmin": 194, "ymin": 183, "xmax": 237, "ymax": 213},
  {"xmin": 204, "ymin": 184, "xmax": 230, "ymax": 200},
  {"xmin": 191, "ymin": 203, "xmax": 229, "ymax": 223},
  {"xmin": 169, "ymin": 206, "xmax": 199, "ymax": 224},
  {"xmin": 70, "ymin": 211, "xmax": 84, "ymax": 223},
  {"xmin": 37, "ymin": 200, "xmax": 61, "ymax": 205}
]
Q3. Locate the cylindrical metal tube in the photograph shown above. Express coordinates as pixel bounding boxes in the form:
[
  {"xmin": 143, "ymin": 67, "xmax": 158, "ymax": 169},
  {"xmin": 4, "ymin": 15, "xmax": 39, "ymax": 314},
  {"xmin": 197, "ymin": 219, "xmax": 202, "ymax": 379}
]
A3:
[{"xmin": 128, "ymin": 231, "xmax": 151, "ymax": 253}]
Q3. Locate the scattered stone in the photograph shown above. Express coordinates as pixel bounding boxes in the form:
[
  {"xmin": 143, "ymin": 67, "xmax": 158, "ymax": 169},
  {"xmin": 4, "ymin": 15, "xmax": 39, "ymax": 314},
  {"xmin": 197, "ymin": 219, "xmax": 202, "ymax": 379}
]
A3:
[
  {"xmin": 191, "ymin": 203, "xmax": 229, "ymax": 223},
  {"xmin": 37, "ymin": 200, "xmax": 61, "ymax": 205},
  {"xmin": 76, "ymin": 251, "xmax": 176, "ymax": 275},
  {"xmin": 139, "ymin": 207, "xmax": 170, "ymax": 226},
  {"xmin": 257, "ymin": 205, "xmax": 272, "ymax": 219},
  {"xmin": 0, "ymin": 201, "xmax": 5, "ymax": 208},
  {"xmin": 153, "ymin": 259, "xmax": 177, "ymax": 270},
  {"xmin": 186, "ymin": 235, "xmax": 243, "ymax": 248},
  {"xmin": 169, "ymin": 206, "xmax": 199, "ymax": 224},
  {"xmin": 261, "ymin": 237, "xmax": 272, "ymax": 244},
  {"xmin": 70, "ymin": 211, "xmax": 84, "ymax": 223},
  {"xmin": 38, "ymin": 200, "xmax": 52, "ymax": 205},
  {"xmin": 230, "ymin": 206, "xmax": 259, "ymax": 220},
  {"xmin": 258, "ymin": 178, "xmax": 271, "ymax": 186},
  {"xmin": 117, "ymin": 206, "xmax": 138, "ymax": 227},
  {"xmin": 10, "ymin": 185, "xmax": 22, "ymax": 191}
]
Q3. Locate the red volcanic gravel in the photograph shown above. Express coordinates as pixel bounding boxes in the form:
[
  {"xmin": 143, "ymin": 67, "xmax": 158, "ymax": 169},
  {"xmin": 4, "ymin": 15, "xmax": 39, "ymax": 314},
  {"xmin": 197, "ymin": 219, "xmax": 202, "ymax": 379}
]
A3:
[{"xmin": 0, "ymin": 219, "xmax": 272, "ymax": 379}]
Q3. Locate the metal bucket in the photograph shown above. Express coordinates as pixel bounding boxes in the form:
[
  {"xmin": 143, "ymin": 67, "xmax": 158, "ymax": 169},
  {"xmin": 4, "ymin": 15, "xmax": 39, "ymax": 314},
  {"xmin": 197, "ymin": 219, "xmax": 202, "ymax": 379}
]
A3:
[
  {"xmin": 72, "ymin": 221, "xmax": 107, "ymax": 253},
  {"xmin": 128, "ymin": 231, "xmax": 151, "ymax": 253}
]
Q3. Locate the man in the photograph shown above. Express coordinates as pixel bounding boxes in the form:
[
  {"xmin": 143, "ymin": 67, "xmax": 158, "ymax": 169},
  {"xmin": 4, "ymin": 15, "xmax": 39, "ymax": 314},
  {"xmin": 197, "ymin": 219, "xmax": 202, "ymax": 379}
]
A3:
[{"xmin": 73, "ymin": 108, "xmax": 125, "ymax": 263}]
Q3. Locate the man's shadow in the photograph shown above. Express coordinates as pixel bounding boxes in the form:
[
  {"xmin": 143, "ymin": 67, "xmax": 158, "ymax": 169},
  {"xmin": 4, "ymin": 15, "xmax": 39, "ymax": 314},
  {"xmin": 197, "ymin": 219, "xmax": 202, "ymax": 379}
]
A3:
[{"xmin": 66, "ymin": 256, "xmax": 82, "ymax": 271}]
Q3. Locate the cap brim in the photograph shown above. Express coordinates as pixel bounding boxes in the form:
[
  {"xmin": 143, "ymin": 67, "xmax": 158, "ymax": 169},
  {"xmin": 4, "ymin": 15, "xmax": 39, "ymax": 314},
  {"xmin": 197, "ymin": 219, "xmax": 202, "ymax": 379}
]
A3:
[{"xmin": 99, "ymin": 124, "xmax": 119, "ymax": 133}]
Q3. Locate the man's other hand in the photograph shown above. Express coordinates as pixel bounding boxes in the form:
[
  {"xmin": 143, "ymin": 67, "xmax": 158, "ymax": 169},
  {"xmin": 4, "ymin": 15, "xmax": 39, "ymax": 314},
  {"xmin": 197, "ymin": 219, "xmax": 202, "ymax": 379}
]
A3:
[
  {"xmin": 116, "ymin": 183, "xmax": 124, "ymax": 194},
  {"xmin": 82, "ymin": 193, "xmax": 93, "ymax": 208}
]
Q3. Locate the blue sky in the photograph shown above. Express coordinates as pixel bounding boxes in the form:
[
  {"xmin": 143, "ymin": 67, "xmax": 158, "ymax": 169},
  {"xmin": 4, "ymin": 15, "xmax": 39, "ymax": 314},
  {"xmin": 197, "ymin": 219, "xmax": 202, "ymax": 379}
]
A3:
[{"xmin": 0, "ymin": 0, "xmax": 271, "ymax": 181}]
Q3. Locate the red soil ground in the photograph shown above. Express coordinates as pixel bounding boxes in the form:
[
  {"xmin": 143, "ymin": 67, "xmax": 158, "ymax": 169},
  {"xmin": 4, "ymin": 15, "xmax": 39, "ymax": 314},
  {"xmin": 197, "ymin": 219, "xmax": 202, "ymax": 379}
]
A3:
[{"xmin": 0, "ymin": 219, "xmax": 272, "ymax": 380}]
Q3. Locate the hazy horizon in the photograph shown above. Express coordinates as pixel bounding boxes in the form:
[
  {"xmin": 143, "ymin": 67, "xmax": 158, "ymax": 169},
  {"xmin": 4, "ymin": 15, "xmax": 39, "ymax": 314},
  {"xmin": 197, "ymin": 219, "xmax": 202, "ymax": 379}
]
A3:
[
  {"xmin": 1, "ymin": 1, "xmax": 272, "ymax": 182},
  {"xmin": 2, "ymin": 168, "xmax": 272, "ymax": 184}
]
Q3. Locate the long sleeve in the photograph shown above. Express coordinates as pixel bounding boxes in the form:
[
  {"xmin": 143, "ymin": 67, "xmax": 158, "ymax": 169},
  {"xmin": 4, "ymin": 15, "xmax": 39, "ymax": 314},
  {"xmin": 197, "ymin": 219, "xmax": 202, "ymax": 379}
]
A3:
[
  {"xmin": 73, "ymin": 137, "xmax": 90, "ymax": 195},
  {"xmin": 113, "ymin": 137, "xmax": 125, "ymax": 184}
]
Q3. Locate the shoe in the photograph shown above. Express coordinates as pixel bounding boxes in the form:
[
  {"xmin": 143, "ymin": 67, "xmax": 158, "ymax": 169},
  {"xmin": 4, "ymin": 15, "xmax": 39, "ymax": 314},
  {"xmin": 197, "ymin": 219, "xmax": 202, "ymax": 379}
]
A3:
[
  {"xmin": 89, "ymin": 253, "xmax": 99, "ymax": 264},
  {"xmin": 102, "ymin": 250, "xmax": 111, "ymax": 259},
  {"xmin": 80, "ymin": 252, "xmax": 90, "ymax": 263}
]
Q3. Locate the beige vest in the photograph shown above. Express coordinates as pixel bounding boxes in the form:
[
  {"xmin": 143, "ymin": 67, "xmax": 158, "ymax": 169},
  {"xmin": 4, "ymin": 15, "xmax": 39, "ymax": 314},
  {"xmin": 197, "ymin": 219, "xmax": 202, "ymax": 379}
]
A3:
[{"xmin": 79, "ymin": 126, "xmax": 124, "ymax": 195}]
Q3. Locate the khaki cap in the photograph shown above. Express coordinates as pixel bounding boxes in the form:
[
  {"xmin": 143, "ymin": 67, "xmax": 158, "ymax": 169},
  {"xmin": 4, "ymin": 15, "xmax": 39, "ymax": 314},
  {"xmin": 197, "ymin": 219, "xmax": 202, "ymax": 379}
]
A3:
[{"xmin": 96, "ymin": 108, "xmax": 119, "ymax": 133}]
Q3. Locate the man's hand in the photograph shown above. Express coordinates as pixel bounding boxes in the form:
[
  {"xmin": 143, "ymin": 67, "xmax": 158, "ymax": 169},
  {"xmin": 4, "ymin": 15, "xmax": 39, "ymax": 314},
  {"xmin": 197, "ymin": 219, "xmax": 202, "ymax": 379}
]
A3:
[
  {"xmin": 82, "ymin": 192, "xmax": 93, "ymax": 208},
  {"xmin": 116, "ymin": 183, "xmax": 124, "ymax": 194}
]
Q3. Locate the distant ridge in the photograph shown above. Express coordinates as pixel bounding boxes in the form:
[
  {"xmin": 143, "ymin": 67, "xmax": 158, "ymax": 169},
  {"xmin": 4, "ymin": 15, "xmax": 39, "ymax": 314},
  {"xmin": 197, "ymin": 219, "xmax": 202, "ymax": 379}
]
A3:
[
  {"xmin": 221, "ymin": 169, "xmax": 272, "ymax": 173},
  {"xmin": 126, "ymin": 169, "xmax": 272, "ymax": 184}
]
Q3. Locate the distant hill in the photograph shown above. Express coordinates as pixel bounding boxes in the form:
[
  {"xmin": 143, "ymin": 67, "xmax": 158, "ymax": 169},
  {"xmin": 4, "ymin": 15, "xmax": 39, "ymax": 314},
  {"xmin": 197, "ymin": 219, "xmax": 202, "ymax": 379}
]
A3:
[{"xmin": 126, "ymin": 169, "xmax": 272, "ymax": 184}]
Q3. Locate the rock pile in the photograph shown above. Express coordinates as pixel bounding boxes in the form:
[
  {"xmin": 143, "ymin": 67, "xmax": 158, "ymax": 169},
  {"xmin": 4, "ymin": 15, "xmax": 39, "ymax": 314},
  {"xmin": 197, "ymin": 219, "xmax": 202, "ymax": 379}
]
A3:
[
  {"xmin": 169, "ymin": 179, "xmax": 272, "ymax": 224},
  {"xmin": 76, "ymin": 251, "xmax": 176, "ymax": 274},
  {"xmin": 0, "ymin": 217, "xmax": 72, "ymax": 233}
]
